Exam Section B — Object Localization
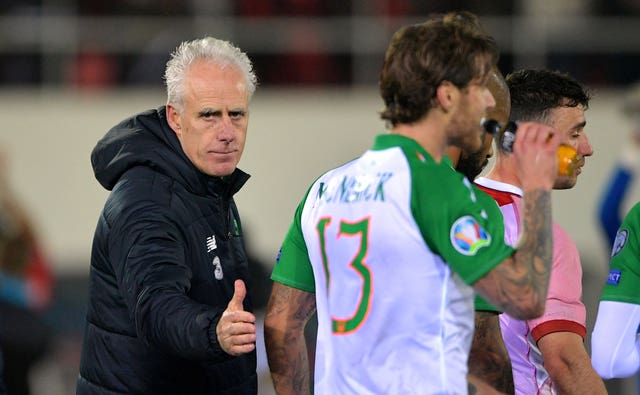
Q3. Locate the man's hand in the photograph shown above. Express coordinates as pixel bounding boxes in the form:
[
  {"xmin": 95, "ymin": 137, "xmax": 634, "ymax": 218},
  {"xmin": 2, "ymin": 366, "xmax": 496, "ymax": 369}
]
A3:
[
  {"xmin": 513, "ymin": 121, "xmax": 562, "ymax": 191},
  {"xmin": 216, "ymin": 279, "xmax": 256, "ymax": 356}
]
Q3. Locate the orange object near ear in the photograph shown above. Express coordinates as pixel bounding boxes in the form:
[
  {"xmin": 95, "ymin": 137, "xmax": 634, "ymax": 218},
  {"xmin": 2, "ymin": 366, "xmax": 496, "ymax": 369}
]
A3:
[{"xmin": 557, "ymin": 145, "xmax": 580, "ymax": 177}]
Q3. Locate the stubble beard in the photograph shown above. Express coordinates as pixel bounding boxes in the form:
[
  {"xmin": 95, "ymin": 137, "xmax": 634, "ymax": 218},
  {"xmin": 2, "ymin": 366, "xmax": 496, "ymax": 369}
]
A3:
[{"xmin": 553, "ymin": 175, "xmax": 577, "ymax": 190}]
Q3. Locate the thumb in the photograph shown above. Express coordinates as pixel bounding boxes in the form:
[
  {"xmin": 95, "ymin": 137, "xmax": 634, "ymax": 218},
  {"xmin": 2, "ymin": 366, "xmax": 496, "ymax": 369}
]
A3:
[{"xmin": 227, "ymin": 279, "xmax": 246, "ymax": 311}]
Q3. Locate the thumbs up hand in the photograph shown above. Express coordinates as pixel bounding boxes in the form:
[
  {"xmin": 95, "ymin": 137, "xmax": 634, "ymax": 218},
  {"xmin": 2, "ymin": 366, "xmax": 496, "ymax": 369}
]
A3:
[{"xmin": 216, "ymin": 279, "xmax": 257, "ymax": 356}]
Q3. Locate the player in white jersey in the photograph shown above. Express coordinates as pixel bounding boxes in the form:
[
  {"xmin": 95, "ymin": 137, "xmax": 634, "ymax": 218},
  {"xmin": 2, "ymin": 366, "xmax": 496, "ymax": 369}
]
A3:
[
  {"xmin": 264, "ymin": 13, "xmax": 561, "ymax": 395},
  {"xmin": 477, "ymin": 69, "xmax": 606, "ymax": 395}
]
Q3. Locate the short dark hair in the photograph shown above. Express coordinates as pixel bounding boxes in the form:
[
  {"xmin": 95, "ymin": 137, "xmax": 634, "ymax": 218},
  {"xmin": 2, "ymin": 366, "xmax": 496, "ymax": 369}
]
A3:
[
  {"xmin": 506, "ymin": 69, "xmax": 591, "ymax": 123},
  {"xmin": 379, "ymin": 12, "xmax": 498, "ymax": 127}
]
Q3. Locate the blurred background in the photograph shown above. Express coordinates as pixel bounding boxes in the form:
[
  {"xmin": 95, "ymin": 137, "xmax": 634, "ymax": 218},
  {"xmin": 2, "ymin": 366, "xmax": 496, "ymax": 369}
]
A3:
[{"xmin": 1, "ymin": 0, "xmax": 640, "ymax": 394}]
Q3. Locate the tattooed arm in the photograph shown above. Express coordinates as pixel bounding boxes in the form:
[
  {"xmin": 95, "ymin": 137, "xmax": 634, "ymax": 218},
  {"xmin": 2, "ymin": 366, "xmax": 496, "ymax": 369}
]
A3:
[
  {"xmin": 469, "ymin": 312, "xmax": 514, "ymax": 394},
  {"xmin": 264, "ymin": 282, "xmax": 316, "ymax": 395},
  {"xmin": 474, "ymin": 122, "xmax": 561, "ymax": 320},
  {"xmin": 473, "ymin": 188, "xmax": 552, "ymax": 319}
]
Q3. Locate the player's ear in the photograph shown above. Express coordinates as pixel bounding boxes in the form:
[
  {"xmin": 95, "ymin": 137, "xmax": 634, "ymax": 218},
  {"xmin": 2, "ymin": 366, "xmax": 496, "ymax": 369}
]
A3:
[
  {"xmin": 436, "ymin": 81, "xmax": 459, "ymax": 113},
  {"xmin": 166, "ymin": 104, "xmax": 182, "ymax": 137}
]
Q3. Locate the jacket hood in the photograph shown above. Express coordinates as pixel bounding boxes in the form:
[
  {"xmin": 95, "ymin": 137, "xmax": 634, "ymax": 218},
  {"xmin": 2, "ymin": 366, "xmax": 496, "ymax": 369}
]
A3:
[{"xmin": 91, "ymin": 106, "xmax": 249, "ymax": 195}]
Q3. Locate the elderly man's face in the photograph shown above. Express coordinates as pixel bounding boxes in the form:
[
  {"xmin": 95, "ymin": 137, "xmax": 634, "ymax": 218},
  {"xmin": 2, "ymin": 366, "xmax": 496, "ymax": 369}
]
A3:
[{"xmin": 167, "ymin": 60, "xmax": 249, "ymax": 177}]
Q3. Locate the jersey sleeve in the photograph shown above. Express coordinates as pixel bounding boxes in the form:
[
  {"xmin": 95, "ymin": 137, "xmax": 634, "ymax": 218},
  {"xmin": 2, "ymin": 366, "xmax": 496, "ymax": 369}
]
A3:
[
  {"xmin": 591, "ymin": 300, "xmax": 640, "ymax": 379},
  {"xmin": 411, "ymin": 164, "xmax": 514, "ymax": 285},
  {"xmin": 599, "ymin": 201, "xmax": 640, "ymax": 305},
  {"xmin": 271, "ymin": 196, "xmax": 316, "ymax": 293},
  {"xmin": 472, "ymin": 193, "xmax": 506, "ymax": 313},
  {"xmin": 528, "ymin": 223, "xmax": 586, "ymax": 341}
]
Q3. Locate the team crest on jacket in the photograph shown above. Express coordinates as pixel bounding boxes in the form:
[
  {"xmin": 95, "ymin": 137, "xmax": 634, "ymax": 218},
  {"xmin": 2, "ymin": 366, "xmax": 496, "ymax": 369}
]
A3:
[
  {"xmin": 212, "ymin": 256, "xmax": 223, "ymax": 280},
  {"xmin": 450, "ymin": 215, "xmax": 491, "ymax": 256},
  {"xmin": 611, "ymin": 229, "xmax": 628, "ymax": 258}
]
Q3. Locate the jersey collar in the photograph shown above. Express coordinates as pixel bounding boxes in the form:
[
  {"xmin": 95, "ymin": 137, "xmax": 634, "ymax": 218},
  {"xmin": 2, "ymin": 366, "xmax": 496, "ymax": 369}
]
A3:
[{"xmin": 372, "ymin": 134, "xmax": 444, "ymax": 165}]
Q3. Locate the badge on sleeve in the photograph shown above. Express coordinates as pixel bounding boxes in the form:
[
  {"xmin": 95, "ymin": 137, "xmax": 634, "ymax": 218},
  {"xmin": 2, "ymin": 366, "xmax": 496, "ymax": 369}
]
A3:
[
  {"xmin": 607, "ymin": 269, "xmax": 622, "ymax": 285},
  {"xmin": 611, "ymin": 229, "xmax": 628, "ymax": 258},
  {"xmin": 450, "ymin": 215, "xmax": 491, "ymax": 256}
]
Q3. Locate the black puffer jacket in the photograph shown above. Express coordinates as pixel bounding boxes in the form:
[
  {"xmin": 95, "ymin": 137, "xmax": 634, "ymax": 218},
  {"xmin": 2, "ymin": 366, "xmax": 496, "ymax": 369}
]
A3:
[
  {"xmin": 0, "ymin": 347, "xmax": 5, "ymax": 395},
  {"xmin": 77, "ymin": 107, "xmax": 257, "ymax": 394}
]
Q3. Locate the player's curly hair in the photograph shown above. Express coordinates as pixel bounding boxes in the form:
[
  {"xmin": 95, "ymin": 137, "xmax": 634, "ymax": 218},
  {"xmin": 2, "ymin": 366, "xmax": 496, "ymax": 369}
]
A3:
[{"xmin": 379, "ymin": 12, "xmax": 498, "ymax": 127}]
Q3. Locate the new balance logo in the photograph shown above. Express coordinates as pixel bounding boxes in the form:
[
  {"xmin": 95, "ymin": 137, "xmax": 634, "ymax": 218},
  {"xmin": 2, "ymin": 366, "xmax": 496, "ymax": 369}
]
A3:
[{"xmin": 206, "ymin": 236, "xmax": 217, "ymax": 252}]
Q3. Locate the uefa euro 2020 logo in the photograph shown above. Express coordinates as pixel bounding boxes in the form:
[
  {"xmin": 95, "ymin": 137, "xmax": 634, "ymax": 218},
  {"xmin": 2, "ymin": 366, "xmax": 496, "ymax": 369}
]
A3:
[{"xmin": 450, "ymin": 216, "xmax": 491, "ymax": 256}]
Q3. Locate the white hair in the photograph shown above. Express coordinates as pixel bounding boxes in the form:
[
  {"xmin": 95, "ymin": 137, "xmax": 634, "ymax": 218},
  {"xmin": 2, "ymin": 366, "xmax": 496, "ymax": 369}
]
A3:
[{"xmin": 164, "ymin": 37, "xmax": 257, "ymax": 111}]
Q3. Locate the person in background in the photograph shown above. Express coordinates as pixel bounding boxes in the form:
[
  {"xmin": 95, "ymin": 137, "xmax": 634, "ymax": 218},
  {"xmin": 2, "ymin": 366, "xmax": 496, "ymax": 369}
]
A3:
[
  {"xmin": 264, "ymin": 12, "xmax": 561, "ymax": 395},
  {"xmin": 76, "ymin": 37, "xmax": 259, "ymax": 394},
  {"xmin": 0, "ymin": 148, "xmax": 53, "ymax": 395},
  {"xmin": 598, "ymin": 81, "xmax": 640, "ymax": 248},
  {"xmin": 438, "ymin": 12, "xmax": 516, "ymax": 392},
  {"xmin": 592, "ymin": 80, "xmax": 640, "ymax": 393},
  {"xmin": 475, "ymin": 68, "xmax": 606, "ymax": 394},
  {"xmin": 591, "ymin": 199, "xmax": 640, "ymax": 381},
  {"xmin": 448, "ymin": 65, "xmax": 515, "ymax": 393}
]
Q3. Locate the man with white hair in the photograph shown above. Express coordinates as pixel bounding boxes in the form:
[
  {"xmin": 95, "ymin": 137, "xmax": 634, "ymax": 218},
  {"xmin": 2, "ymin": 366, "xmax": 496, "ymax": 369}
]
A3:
[{"xmin": 77, "ymin": 37, "xmax": 259, "ymax": 394}]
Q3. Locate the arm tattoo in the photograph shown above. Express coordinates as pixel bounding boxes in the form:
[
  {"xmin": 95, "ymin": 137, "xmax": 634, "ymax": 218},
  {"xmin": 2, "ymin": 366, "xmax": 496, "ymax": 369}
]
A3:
[
  {"xmin": 513, "ymin": 188, "xmax": 552, "ymax": 314},
  {"xmin": 265, "ymin": 284, "xmax": 316, "ymax": 394},
  {"xmin": 469, "ymin": 312, "xmax": 515, "ymax": 394},
  {"xmin": 483, "ymin": 188, "xmax": 552, "ymax": 318}
]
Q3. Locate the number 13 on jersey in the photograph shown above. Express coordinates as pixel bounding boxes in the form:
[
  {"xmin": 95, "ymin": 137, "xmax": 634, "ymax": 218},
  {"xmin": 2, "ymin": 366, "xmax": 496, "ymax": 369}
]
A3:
[{"xmin": 316, "ymin": 216, "xmax": 373, "ymax": 335}]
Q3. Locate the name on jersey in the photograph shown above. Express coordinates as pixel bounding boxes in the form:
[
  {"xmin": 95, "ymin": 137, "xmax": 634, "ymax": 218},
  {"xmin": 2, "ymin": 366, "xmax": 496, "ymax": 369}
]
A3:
[{"xmin": 318, "ymin": 172, "xmax": 393, "ymax": 204}]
